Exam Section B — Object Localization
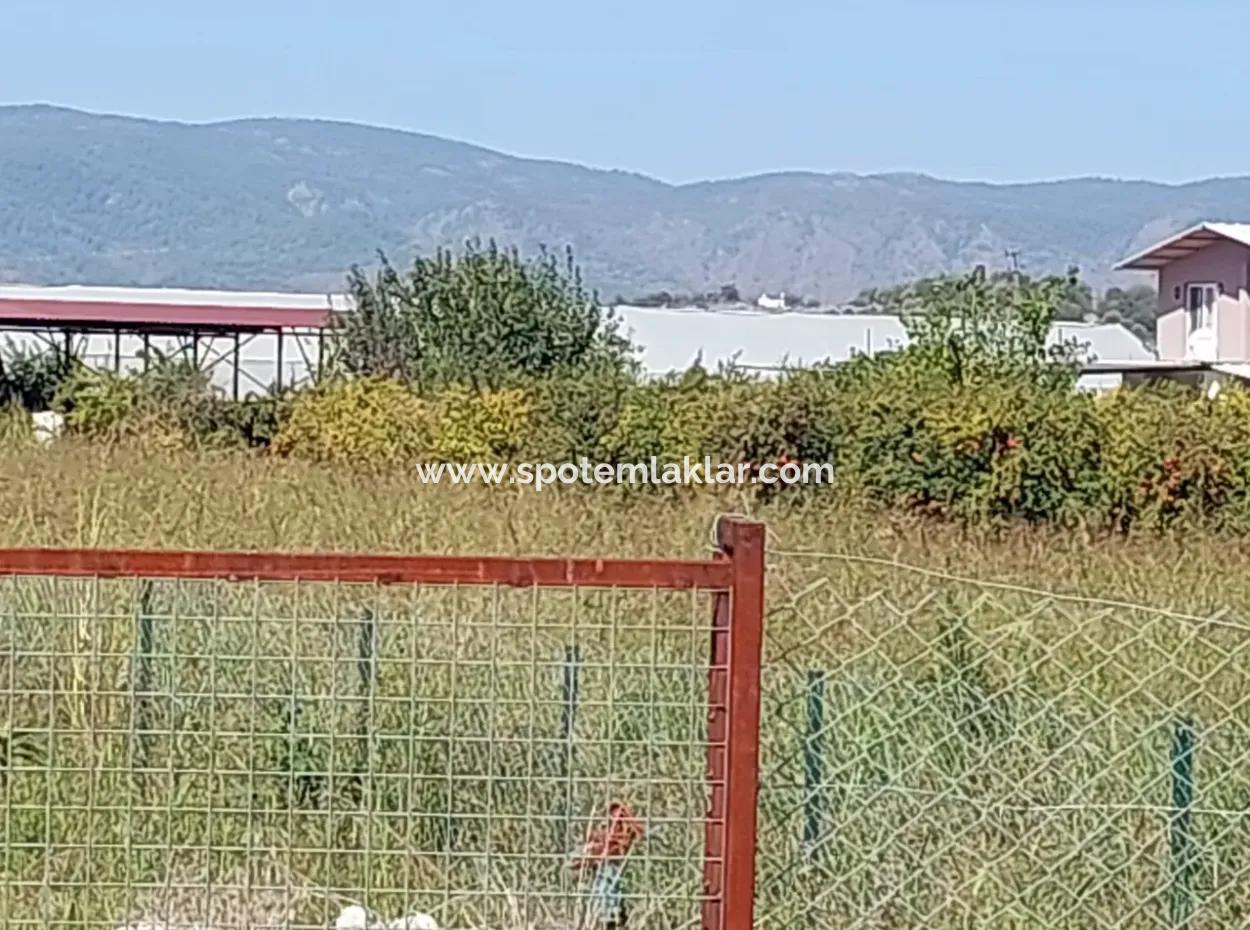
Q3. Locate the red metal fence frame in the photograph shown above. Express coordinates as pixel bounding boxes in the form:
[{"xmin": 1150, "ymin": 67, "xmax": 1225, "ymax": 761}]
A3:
[
  {"xmin": 0, "ymin": 546, "xmax": 732, "ymax": 589},
  {"xmin": 702, "ymin": 518, "xmax": 766, "ymax": 930},
  {"xmin": 0, "ymin": 516, "xmax": 766, "ymax": 930}
]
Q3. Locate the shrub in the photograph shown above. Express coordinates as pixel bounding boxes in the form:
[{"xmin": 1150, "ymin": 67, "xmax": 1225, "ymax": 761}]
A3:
[
  {"xmin": 595, "ymin": 366, "xmax": 841, "ymax": 496},
  {"xmin": 1097, "ymin": 383, "xmax": 1250, "ymax": 530},
  {"xmin": 698, "ymin": 368, "xmax": 843, "ymax": 471},
  {"xmin": 424, "ymin": 385, "xmax": 534, "ymax": 461},
  {"xmin": 134, "ymin": 359, "xmax": 226, "ymax": 439},
  {"xmin": 524, "ymin": 367, "xmax": 636, "ymax": 461},
  {"xmin": 221, "ymin": 393, "xmax": 291, "ymax": 448},
  {"xmin": 51, "ymin": 359, "xmax": 245, "ymax": 449},
  {"xmin": 831, "ymin": 355, "xmax": 1103, "ymax": 523},
  {"xmin": 597, "ymin": 367, "xmax": 738, "ymax": 463},
  {"xmin": 341, "ymin": 241, "xmax": 636, "ymax": 390},
  {"xmin": 53, "ymin": 368, "xmax": 138, "ymax": 437},
  {"xmin": 0, "ymin": 343, "xmax": 70, "ymax": 410},
  {"xmin": 271, "ymin": 377, "xmax": 428, "ymax": 464}
]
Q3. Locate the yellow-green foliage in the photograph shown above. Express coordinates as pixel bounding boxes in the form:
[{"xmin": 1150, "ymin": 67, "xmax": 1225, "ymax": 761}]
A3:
[
  {"xmin": 598, "ymin": 368, "xmax": 840, "ymax": 474},
  {"xmin": 32, "ymin": 352, "xmax": 1250, "ymax": 530},
  {"xmin": 0, "ymin": 405, "xmax": 32, "ymax": 446},
  {"xmin": 272, "ymin": 377, "xmax": 428, "ymax": 464},
  {"xmin": 424, "ymin": 385, "xmax": 533, "ymax": 461},
  {"xmin": 51, "ymin": 363, "xmax": 249, "ymax": 452},
  {"xmin": 598, "ymin": 369, "xmax": 752, "ymax": 462},
  {"xmin": 827, "ymin": 354, "xmax": 1106, "ymax": 523},
  {"xmin": 55, "ymin": 368, "xmax": 138, "ymax": 437}
]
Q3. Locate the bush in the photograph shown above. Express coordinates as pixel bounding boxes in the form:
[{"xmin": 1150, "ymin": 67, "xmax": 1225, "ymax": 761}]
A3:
[
  {"xmin": 424, "ymin": 385, "xmax": 534, "ymax": 461},
  {"xmin": 134, "ymin": 358, "xmax": 227, "ymax": 441},
  {"xmin": 271, "ymin": 377, "xmax": 428, "ymax": 464},
  {"xmin": 25, "ymin": 318, "xmax": 1250, "ymax": 532},
  {"xmin": 698, "ymin": 368, "xmax": 842, "ymax": 472},
  {"xmin": 222, "ymin": 393, "xmax": 291, "ymax": 448},
  {"xmin": 53, "ymin": 367, "xmax": 138, "ymax": 437},
  {"xmin": 341, "ymin": 241, "xmax": 635, "ymax": 390},
  {"xmin": 596, "ymin": 366, "xmax": 841, "ymax": 493},
  {"xmin": 596, "ymin": 368, "xmax": 747, "ymax": 463},
  {"xmin": 1096, "ymin": 383, "xmax": 1250, "ymax": 530},
  {"xmin": 830, "ymin": 354, "xmax": 1103, "ymax": 523},
  {"xmin": 524, "ymin": 367, "xmax": 636, "ymax": 461},
  {"xmin": 52, "ymin": 359, "xmax": 246, "ymax": 449},
  {"xmin": 0, "ymin": 343, "xmax": 70, "ymax": 410},
  {"xmin": 597, "ymin": 376, "xmax": 689, "ymax": 463}
]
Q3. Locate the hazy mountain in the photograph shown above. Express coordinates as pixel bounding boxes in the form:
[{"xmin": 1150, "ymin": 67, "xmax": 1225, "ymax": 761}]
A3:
[{"xmin": 0, "ymin": 105, "xmax": 1243, "ymax": 301}]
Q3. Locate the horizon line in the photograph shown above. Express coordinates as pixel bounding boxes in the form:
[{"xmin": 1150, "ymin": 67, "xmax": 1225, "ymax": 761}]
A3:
[{"xmin": 2, "ymin": 101, "xmax": 1246, "ymax": 191}]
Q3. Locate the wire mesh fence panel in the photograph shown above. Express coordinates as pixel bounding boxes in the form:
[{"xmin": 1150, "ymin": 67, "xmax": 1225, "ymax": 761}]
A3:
[
  {"xmin": 0, "ymin": 565, "xmax": 734, "ymax": 930},
  {"xmin": 756, "ymin": 551, "xmax": 1250, "ymax": 930}
]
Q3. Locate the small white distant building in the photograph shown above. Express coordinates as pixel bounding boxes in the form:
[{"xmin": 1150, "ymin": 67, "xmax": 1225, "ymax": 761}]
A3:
[{"xmin": 757, "ymin": 292, "xmax": 787, "ymax": 311}]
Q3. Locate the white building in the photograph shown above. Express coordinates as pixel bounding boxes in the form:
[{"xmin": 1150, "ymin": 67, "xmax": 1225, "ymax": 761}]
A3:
[{"xmin": 611, "ymin": 305, "xmax": 1154, "ymax": 390}]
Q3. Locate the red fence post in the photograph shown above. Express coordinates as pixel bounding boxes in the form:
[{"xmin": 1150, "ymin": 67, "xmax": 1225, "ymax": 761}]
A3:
[{"xmin": 703, "ymin": 518, "xmax": 766, "ymax": 930}]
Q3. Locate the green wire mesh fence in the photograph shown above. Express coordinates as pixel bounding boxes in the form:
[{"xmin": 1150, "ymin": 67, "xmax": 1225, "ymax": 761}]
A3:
[{"xmin": 756, "ymin": 547, "xmax": 1250, "ymax": 930}]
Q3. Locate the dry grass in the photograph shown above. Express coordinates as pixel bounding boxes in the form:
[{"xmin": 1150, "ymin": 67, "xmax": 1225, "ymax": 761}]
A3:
[{"xmin": 0, "ymin": 439, "xmax": 1243, "ymax": 612}]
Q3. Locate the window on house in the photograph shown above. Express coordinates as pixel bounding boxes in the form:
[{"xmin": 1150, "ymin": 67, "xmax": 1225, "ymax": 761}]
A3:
[{"xmin": 1186, "ymin": 282, "xmax": 1218, "ymax": 332}]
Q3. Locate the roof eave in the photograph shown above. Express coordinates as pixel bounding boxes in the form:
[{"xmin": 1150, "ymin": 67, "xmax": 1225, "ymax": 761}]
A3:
[
  {"xmin": 1114, "ymin": 221, "xmax": 1245, "ymax": 271},
  {"xmin": 1115, "ymin": 258, "xmax": 1166, "ymax": 271}
]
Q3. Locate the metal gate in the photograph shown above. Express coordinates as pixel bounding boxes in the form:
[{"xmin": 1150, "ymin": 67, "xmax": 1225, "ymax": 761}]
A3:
[{"xmin": 0, "ymin": 518, "xmax": 764, "ymax": 930}]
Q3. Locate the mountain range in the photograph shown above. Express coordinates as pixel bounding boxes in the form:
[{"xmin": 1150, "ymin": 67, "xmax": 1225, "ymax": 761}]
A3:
[{"xmin": 1, "ymin": 105, "xmax": 1244, "ymax": 301}]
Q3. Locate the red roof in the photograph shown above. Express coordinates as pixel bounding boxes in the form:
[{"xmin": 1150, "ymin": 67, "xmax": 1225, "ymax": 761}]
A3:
[{"xmin": 0, "ymin": 286, "xmax": 347, "ymax": 332}]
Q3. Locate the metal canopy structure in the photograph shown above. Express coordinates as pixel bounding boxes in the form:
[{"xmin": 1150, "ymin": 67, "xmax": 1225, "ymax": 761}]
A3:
[{"xmin": 0, "ymin": 285, "xmax": 350, "ymax": 398}]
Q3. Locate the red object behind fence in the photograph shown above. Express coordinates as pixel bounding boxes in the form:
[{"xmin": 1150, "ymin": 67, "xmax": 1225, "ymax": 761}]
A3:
[{"xmin": 569, "ymin": 802, "xmax": 646, "ymax": 871}]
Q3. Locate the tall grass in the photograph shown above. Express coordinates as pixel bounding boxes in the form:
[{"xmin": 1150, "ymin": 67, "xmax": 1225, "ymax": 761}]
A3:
[{"xmin": 2, "ymin": 441, "xmax": 1250, "ymax": 929}]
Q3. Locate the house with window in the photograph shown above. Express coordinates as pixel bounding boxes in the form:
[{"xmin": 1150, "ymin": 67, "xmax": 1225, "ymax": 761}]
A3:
[{"xmin": 1116, "ymin": 222, "xmax": 1250, "ymax": 363}]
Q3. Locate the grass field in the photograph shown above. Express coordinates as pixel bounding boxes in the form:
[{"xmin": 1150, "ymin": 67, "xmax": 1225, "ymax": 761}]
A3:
[{"xmin": 2, "ymin": 441, "xmax": 1249, "ymax": 929}]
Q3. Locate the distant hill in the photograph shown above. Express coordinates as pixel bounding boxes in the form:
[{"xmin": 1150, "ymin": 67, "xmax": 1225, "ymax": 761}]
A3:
[{"xmin": 1, "ymin": 105, "xmax": 1246, "ymax": 300}]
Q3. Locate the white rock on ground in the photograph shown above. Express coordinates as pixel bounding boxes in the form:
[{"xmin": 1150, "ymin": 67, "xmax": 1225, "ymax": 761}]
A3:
[
  {"xmin": 30, "ymin": 409, "xmax": 64, "ymax": 443},
  {"xmin": 386, "ymin": 915, "xmax": 440, "ymax": 930},
  {"xmin": 334, "ymin": 906, "xmax": 372, "ymax": 930},
  {"xmin": 334, "ymin": 905, "xmax": 440, "ymax": 930}
]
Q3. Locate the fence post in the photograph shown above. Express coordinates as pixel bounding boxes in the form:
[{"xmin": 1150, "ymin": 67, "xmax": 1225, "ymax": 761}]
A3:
[
  {"xmin": 560, "ymin": 645, "xmax": 581, "ymax": 848},
  {"xmin": 703, "ymin": 518, "xmax": 765, "ymax": 930},
  {"xmin": 1169, "ymin": 717, "xmax": 1197, "ymax": 930},
  {"xmin": 131, "ymin": 580, "xmax": 156, "ymax": 779},
  {"xmin": 803, "ymin": 670, "xmax": 827, "ymax": 865},
  {"xmin": 354, "ymin": 608, "xmax": 379, "ymax": 800}
]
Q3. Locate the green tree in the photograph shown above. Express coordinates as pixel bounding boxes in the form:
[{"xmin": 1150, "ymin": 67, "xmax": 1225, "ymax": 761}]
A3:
[
  {"xmin": 902, "ymin": 265, "xmax": 1079, "ymax": 384},
  {"xmin": 1055, "ymin": 277, "xmax": 1094, "ymax": 321},
  {"xmin": 341, "ymin": 240, "xmax": 635, "ymax": 390},
  {"xmin": 1099, "ymin": 284, "xmax": 1157, "ymax": 348},
  {"xmin": 0, "ymin": 342, "xmax": 70, "ymax": 410}
]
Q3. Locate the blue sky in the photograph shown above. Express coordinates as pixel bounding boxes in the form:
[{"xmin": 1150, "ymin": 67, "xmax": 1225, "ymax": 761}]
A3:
[{"xmin": 1, "ymin": 0, "xmax": 1240, "ymax": 185}]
